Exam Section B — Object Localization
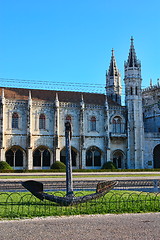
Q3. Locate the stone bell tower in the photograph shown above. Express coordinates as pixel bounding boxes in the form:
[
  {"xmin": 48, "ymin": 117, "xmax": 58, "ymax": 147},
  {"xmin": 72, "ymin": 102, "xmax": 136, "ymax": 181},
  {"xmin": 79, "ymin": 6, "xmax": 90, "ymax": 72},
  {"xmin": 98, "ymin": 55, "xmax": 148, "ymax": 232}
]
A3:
[{"xmin": 124, "ymin": 37, "xmax": 144, "ymax": 169}]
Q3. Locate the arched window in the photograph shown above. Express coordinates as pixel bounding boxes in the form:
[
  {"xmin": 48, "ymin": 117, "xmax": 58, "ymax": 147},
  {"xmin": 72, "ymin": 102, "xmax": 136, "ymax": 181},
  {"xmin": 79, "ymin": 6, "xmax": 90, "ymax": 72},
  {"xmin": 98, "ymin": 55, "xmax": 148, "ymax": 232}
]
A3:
[
  {"xmin": 90, "ymin": 116, "xmax": 96, "ymax": 131},
  {"xmin": 5, "ymin": 147, "xmax": 23, "ymax": 168},
  {"xmin": 39, "ymin": 114, "xmax": 46, "ymax": 129},
  {"xmin": 33, "ymin": 149, "xmax": 41, "ymax": 166},
  {"xmin": 135, "ymin": 86, "xmax": 138, "ymax": 95},
  {"xmin": 86, "ymin": 147, "xmax": 101, "ymax": 167},
  {"xmin": 33, "ymin": 147, "xmax": 51, "ymax": 168},
  {"xmin": 113, "ymin": 151, "xmax": 123, "ymax": 169},
  {"xmin": 43, "ymin": 149, "xmax": 50, "ymax": 167},
  {"xmin": 15, "ymin": 149, "xmax": 23, "ymax": 166},
  {"xmin": 130, "ymin": 87, "xmax": 133, "ymax": 95},
  {"xmin": 12, "ymin": 112, "xmax": 19, "ymax": 129},
  {"xmin": 6, "ymin": 149, "xmax": 14, "ymax": 167},
  {"xmin": 112, "ymin": 116, "xmax": 124, "ymax": 133},
  {"xmin": 153, "ymin": 144, "xmax": 160, "ymax": 168}
]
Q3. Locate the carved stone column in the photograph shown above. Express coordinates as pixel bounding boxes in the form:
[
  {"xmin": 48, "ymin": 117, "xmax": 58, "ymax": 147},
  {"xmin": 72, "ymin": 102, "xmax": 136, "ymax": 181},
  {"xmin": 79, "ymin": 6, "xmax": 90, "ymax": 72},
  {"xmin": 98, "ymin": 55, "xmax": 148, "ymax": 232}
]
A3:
[
  {"xmin": 105, "ymin": 97, "xmax": 110, "ymax": 163},
  {"xmin": 79, "ymin": 95, "xmax": 85, "ymax": 169},
  {"xmin": 54, "ymin": 93, "xmax": 60, "ymax": 162},
  {"xmin": 0, "ymin": 89, "xmax": 5, "ymax": 161},
  {"xmin": 27, "ymin": 91, "xmax": 33, "ymax": 170}
]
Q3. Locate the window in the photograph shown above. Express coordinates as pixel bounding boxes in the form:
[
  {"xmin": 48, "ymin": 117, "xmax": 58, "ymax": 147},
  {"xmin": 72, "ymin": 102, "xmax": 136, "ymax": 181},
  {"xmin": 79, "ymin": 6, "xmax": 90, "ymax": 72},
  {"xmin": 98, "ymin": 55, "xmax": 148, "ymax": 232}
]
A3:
[
  {"xmin": 43, "ymin": 149, "xmax": 50, "ymax": 167},
  {"xmin": 5, "ymin": 148, "xmax": 23, "ymax": 167},
  {"xmin": 135, "ymin": 86, "xmax": 138, "ymax": 95},
  {"xmin": 130, "ymin": 87, "xmax": 133, "ymax": 95},
  {"xmin": 33, "ymin": 148, "xmax": 51, "ymax": 168},
  {"xmin": 15, "ymin": 149, "xmax": 23, "ymax": 166},
  {"xmin": 33, "ymin": 149, "xmax": 41, "ymax": 166},
  {"xmin": 12, "ymin": 112, "xmax": 19, "ymax": 129},
  {"xmin": 112, "ymin": 116, "xmax": 124, "ymax": 133},
  {"xmin": 90, "ymin": 116, "xmax": 96, "ymax": 131},
  {"xmin": 5, "ymin": 149, "xmax": 14, "ymax": 166},
  {"xmin": 86, "ymin": 147, "xmax": 101, "ymax": 167},
  {"xmin": 39, "ymin": 114, "xmax": 46, "ymax": 129}
]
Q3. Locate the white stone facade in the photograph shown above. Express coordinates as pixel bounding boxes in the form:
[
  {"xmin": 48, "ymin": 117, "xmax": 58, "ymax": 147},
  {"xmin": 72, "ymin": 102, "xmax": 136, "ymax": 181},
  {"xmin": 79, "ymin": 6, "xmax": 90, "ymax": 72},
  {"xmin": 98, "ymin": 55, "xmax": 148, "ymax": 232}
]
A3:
[{"xmin": 0, "ymin": 38, "xmax": 160, "ymax": 170}]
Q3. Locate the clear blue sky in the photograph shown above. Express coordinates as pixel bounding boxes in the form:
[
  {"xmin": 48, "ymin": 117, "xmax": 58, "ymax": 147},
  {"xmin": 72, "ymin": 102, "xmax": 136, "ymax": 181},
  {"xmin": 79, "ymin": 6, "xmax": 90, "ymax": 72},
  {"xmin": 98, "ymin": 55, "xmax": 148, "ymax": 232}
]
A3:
[{"xmin": 0, "ymin": 0, "xmax": 160, "ymax": 94}]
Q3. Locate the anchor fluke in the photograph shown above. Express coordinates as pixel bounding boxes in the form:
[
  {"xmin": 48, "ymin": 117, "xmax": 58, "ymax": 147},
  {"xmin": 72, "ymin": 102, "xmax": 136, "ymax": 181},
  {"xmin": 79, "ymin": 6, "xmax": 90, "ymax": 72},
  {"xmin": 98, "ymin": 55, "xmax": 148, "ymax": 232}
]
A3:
[{"xmin": 22, "ymin": 180, "xmax": 45, "ymax": 201}]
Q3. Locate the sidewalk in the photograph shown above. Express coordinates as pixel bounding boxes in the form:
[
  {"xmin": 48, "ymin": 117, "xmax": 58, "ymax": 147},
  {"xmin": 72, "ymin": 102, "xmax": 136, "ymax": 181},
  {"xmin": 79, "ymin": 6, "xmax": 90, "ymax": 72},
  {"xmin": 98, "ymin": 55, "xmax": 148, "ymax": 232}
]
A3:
[{"xmin": 0, "ymin": 213, "xmax": 159, "ymax": 240}]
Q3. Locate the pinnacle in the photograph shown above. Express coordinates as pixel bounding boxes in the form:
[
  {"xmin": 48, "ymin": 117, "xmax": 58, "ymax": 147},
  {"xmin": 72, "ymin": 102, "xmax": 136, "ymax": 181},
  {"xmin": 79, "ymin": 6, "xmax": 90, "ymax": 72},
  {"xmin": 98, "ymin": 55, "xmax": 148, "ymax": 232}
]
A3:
[
  {"xmin": 108, "ymin": 49, "xmax": 119, "ymax": 77},
  {"xmin": 127, "ymin": 37, "xmax": 140, "ymax": 68}
]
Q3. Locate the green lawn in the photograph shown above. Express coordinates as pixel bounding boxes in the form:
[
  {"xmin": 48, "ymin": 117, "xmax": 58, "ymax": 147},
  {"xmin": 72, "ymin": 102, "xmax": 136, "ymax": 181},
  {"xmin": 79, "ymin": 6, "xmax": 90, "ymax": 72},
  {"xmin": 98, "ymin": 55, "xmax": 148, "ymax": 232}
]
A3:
[
  {"xmin": 0, "ymin": 173, "xmax": 160, "ymax": 179},
  {"xmin": 0, "ymin": 190, "xmax": 160, "ymax": 219}
]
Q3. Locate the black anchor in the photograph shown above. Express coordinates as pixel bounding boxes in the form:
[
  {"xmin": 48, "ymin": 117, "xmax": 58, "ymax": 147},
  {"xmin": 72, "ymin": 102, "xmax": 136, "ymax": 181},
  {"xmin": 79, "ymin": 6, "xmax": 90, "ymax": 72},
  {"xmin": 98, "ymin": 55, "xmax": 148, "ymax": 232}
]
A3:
[{"xmin": 22, "ymin": 121, "xmax": 117, "ymax": 206}]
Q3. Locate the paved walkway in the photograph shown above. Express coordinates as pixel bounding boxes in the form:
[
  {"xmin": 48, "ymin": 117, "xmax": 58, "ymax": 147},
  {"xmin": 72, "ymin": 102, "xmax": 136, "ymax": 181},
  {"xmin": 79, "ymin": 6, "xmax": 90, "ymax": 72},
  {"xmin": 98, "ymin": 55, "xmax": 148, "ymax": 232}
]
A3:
[{"xmin": 0, "ymin": 213, "xmax": 160, "ymax": 240}]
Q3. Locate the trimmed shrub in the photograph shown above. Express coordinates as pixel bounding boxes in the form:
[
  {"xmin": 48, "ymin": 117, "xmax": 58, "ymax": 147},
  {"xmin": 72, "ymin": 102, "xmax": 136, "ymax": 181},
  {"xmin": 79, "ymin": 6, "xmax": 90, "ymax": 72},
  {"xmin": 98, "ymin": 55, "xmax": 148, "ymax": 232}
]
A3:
[
  {"xmin": 0, "ymin": 161, "xmax": 13, "ymax": 170},
  {"xmin": 51, "ymin": 161, "xmax": 66, "ymax": 170},
  {"xmin": 102, "ymin": 161, "xmax": 117, "ymax": 170}
]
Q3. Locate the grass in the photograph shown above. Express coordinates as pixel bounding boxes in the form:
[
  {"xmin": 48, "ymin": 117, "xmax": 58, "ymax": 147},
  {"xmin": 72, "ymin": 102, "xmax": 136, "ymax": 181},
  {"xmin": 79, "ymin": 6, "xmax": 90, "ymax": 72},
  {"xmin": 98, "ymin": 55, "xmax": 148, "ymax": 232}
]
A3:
[
  {"xmin": 0, "ymin": 190, "xmax": 160, "ymax": 219},
  {"xmin": 0, "ymin": 174, "xmax": 160, "ymax": 179}
]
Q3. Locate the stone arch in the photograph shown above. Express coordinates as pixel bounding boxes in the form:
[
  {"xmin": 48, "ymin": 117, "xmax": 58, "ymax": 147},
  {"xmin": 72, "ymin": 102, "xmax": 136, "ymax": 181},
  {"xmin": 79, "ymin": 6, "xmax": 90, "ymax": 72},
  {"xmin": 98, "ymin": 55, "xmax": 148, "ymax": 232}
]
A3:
[
  {"xmin": 33, "ymin": 146, "xmax": 51, "ymax": 169},
  {"xmin": 153, "ymin": 144, "xmax": 160, "ymax": 168},
  {"xmin": 5, "ymin": 146, "xmax": 25, "ymax": 169},
  {"xmin": 60, "ymin": 147, "xmax": 78, "ymax": 167},
  {"xmin": 86, "ymin": 146, "xmax": 102, "ymax": 167},
  {"xmin": 112, "ymin": 149, "xmax": 125, "ymax": 169}
]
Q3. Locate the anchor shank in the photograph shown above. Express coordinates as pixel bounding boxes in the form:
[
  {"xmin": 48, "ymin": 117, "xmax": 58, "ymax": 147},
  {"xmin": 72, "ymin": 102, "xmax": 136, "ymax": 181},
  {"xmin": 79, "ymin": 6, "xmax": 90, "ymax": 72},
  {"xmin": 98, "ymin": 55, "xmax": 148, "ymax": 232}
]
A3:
[{"xmin": 65, "ymin": 122, "xmax": 73, "ymax": 196}]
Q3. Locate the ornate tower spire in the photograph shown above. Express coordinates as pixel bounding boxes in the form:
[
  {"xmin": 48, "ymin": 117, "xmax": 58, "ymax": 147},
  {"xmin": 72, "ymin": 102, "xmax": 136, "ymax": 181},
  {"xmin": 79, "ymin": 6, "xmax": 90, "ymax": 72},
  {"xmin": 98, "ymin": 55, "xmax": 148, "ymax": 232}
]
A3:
[
  {"xmin": 106, "ymin": 49, "xmax": 122, "ymax": 104},
  {"xmin": 125, "ymin": 36, "xmax": 140, "ymax": 68},
  {"xmin": 124, "ymin": 37, "xmax": 142, "ymax": 97},
  {"xmin": 108, "ymin": 49, "xmax": 119, "ymax": 76}
]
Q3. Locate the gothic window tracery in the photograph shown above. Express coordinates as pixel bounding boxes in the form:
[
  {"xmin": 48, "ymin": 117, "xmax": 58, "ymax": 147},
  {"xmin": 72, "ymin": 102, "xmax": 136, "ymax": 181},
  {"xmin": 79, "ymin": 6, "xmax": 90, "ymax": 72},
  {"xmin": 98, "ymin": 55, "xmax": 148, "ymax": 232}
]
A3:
[
  {"xmin": 86, "ymin": 147, "xmax": 101, "ymax": 167},
  {"xmin": 33, "ymin": 147, "xmax": 51, "ymax": 168},
  {"xmin": 12, "ymin": 112, "xmax": 19, "ymax": 129},
  {"xmin": 5, "ymin": 147, "xmax": 23, "ymax": 167},
  {"xmin": 112, "ymin": 116, "xmax": 124, "ymax": 133},
  {"xmin": 39, "ymin": 114, "xmax": 46, "ymax": 129}
]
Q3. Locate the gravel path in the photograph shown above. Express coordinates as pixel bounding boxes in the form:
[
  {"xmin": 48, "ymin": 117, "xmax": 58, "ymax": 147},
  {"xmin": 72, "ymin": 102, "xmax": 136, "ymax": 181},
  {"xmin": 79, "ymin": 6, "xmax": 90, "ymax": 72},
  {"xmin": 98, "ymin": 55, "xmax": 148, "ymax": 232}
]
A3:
[{"xmin": 0, "ymin": 213, "xmax": 160, "ymax": 240}]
